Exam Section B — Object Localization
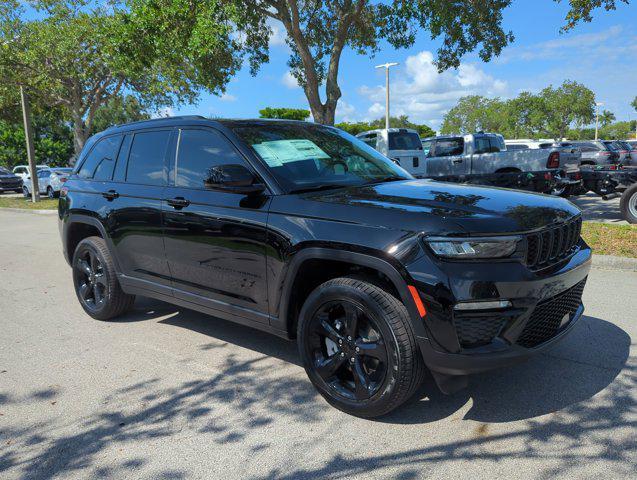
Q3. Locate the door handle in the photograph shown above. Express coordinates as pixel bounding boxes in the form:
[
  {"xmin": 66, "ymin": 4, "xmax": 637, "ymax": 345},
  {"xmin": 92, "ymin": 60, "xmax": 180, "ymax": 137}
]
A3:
[
  {"xmin": 452, "ymin": 159, "xmax": 463, "ymax": 164},
  {"xmin": 166, "ymin": 197, "xmax": 190, "ymax": 209},
  {"xmin": 102, "ymin": 189, "xmax": 119, "ymax": 201}
]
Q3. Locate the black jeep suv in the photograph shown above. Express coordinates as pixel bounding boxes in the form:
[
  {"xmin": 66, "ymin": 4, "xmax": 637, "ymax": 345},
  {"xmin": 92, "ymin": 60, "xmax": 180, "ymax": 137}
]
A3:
[{"xmin": 59, "ymin": 116, "xmax": 591, "ymax": 417}]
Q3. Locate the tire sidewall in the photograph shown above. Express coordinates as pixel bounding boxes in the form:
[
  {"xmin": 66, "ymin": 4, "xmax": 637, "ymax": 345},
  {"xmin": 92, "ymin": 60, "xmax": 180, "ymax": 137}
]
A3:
[
  {"xmin": 620, "ymin": 184, "xmax": 637, "ymax": 224},
  {"xmin": 297, "ymin": 281, "xmax": 404, "ymax": 416},
  {"xmin": 72, "ymin": 238, "xmax": 116, "ymax": 319}
]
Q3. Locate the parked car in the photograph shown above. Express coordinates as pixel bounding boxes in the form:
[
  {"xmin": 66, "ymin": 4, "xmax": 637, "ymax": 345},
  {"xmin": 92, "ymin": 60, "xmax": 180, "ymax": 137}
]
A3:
[
  {"xmin": 569, "ymin": 141, "xmax": 619, "ymax": 166},
  {"xmin": 12, "ymin": 164, "xmax": 50, "ymax": 182},
  {"xmin": 60, "ymin": 117, "xmax": 591, "ymax": 418},
  {"xmin": 420, "ymin": 133, "xmax": 580, "ymax": 194},
  {"xmin": 356, "ymin": 128, "xmax": 428, "ymax": 175},
  {"xmin": 0, "ymin": 166, "xmax": 23, "ymax": 194},
  {"xmin": 601, "ymin": 141, "xmax": 630, "ymax": 165},
  {"xmin": 625, "ymin": 140, "xmax": 637, "ymax": 166},
  {"xmin": 613, "ymin": 141, "xmax": 634, "ymax": 166},
  {"xmin": 23, "ymin": 167, "xmax": 71, "ymax": 198}
]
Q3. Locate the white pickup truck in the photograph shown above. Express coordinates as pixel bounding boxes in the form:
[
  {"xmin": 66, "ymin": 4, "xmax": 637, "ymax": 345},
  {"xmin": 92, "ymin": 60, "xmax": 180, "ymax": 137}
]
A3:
[
  {"xmin": 419, "ymin": 133, "xmax": 581, "ymax": 194},
  {"xmin": 356, "ymin": 128, "xmax": 428, "ymax": 174}
]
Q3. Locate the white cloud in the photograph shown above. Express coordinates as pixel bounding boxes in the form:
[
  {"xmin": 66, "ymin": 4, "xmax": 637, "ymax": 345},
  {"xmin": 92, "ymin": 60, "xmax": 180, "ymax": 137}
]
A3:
[
  {"xmin": 268, "ymin": 19, "xmax": 288, "ymax": 48},
  {"xmin": 219, "ymin": 93, "xmax": 237, "ymax": 102},
  {"xmin": 335, "ymin": 100, "xmax": 357, "ymax": 123},
  {"xmin": 152, "ymin": 107, "xmax": 173, "ymax": 119},
  {"xmin": 496, "ymin": 25, "xmax": 629, "ymax": 64},
  {"xmin": 358, "ymin": 51, "xmax": 508, "ymax": 127},
  {"xmin": 282, "ymin": 71, "xmax": 300, "ymax": 89}
]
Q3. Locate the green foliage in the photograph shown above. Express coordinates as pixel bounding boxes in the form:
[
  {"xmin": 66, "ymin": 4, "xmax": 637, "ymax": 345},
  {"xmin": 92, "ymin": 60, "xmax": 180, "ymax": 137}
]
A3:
[
  {"xmin": 336, "ymin": 116, "xmax": 434, "ymax": 137},
  {"xmin": 599, "ymin": 110, "xmax": 616, "ymax": 127},
  {"xmin": 91, "ymin": 95, "xmax": 151, "ymax": 133},
  {"xmin": 1, "ymin": 0, "xmax": 247, "ymax": 153},
  {"xmin": 631, "ymin": 96, "xmax": 637, "ymax": 113},
  {"xmin": 441, "ymin": 81, "xmax": 595, "ymax": 140},
  {"xmin": 258, "ymin": 107, "xmax": 310, "ymax": 121},
  {"xmin": 560, "ymin": 0, "xmax": 630, "ymax": 31},
  {"xmin": 0, "ymin": 113, "xmax": 74, "ymax": 169}
]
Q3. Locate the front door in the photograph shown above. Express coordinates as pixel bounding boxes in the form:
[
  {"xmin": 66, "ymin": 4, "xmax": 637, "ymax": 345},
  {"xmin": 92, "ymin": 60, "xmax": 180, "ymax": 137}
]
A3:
[{"xmin": 162, "ymin": 127, "xmax": 271, "ymax": 324}]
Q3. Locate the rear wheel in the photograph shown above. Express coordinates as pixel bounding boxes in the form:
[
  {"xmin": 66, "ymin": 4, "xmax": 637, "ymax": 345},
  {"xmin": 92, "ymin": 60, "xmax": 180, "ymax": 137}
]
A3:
[
  {"xmin": 620, "ymin": 184, "xmax": 637, "ymax": 224},
  {"xmin": 22, "ymin": 186, "xmax": 29, "ymax": 198},
  {"xmin": 72, "ymin": 236, "xmax": 135, "ymax": 320},
  {"xmin": 47, "ymin": 186, "xmax": 55, "ymax": 199},
  {"xmin": 297, "ymin": 277, "xmax": 425, "ymax": 418}
]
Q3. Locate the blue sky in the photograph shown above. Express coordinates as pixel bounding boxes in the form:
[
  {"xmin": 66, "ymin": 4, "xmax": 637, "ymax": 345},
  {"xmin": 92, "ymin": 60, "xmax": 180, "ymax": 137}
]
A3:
[{"xmin": 170, "ymin": 0, "xmax": 637, "ymax": 131}]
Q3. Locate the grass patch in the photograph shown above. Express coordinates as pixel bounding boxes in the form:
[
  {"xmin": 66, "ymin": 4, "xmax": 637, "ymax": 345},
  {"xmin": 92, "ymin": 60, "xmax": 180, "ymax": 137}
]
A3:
[
  {"xmin": 0, "ymin": 196, "xmax": 58, "ymax": 210},
  {"xmin": 582, "ymin": 222, "xmax": 637, "ymax": 258}
]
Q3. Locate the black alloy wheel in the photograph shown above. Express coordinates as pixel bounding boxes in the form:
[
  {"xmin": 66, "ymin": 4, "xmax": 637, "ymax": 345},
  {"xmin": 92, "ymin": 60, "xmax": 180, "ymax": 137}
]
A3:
[
  {"xmin": 298, "ymin": 277, "xmax": 426, "ymax": 417},
  {"xmin": 74, "ymin": 247, "xmax": 107, "ymax": 312},
  {"xmin": 308, "ymin": 300, "xmax": 388, "ymax": 401}
]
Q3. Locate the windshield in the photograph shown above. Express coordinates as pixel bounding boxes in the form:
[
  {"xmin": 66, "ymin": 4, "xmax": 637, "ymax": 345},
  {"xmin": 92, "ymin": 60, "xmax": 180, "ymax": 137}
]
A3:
[
  {"xmin": 388, "ymin": 131, "xmax": 423, "ymax": 151},
  {"xmin": 230, "ymin": 123, "xmax": 412, "ymax": 192}
]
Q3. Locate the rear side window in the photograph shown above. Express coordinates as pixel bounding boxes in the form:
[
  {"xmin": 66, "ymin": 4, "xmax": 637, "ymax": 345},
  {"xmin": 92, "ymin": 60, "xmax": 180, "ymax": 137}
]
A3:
[
  {"xmin": 175, "ymin": 129, "xmax": 247, "ymax": 189},
  {"xmin": 388, "ymin": 131, "xmax": 422, "ymax": 150},
  {"xmin": 433, "ymin": 138, "xmax": 464, "ymax": 157},
  {"xmin": 126, "ymin": 130, "xmax": 170, "ymax": 185},
  {"xmin": 78, "ymin": 135, "xmax": 123, "ymax": 180},
  {"xmin": 359, "ymin": 134, "xmax": 377, "ymax": 149}
]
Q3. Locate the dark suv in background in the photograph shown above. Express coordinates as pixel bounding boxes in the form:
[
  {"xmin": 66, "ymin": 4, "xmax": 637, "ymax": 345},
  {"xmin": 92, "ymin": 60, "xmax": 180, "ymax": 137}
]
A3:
[{"xmin": 59, "ymin": 117, "xmax": 591, "ymax": 417}]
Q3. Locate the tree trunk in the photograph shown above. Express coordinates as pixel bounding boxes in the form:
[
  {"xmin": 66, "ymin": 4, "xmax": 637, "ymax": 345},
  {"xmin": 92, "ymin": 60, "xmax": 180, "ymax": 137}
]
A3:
[{"xmin": 71, "ymin": 110, "xmax": 88, "ymax": 155}]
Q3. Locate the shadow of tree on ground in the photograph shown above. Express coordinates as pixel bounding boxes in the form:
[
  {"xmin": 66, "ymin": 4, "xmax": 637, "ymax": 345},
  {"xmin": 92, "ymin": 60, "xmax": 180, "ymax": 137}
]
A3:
[{"xmin": 0, "ymin": 301, "xmax": 632, "ymax": 479}]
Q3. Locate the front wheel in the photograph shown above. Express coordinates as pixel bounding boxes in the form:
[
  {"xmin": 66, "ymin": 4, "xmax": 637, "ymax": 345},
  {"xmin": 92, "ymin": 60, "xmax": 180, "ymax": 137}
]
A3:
[
  {"xmin": 72, "ymin": 236, "xmax": 135, "ymax": 320},
  {"xmin": 620, "ymin": 184, "xmax": 637, "ymax": 224},
  {"xmin": 47, "ymin": 186, "xmax": 55, "ymax": 199},
  {"xmin": 22, "ymin": 186, "xmax": 29, "ymax": 198},
  {"xmin": 297, "ymin": 277, "xmax": 426, "ymax": 418}
]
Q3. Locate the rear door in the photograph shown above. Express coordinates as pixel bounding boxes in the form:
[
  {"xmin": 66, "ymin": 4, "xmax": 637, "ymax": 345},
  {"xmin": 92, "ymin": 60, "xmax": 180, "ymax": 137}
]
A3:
[
  {"xmin": 427, "ymin": 137, "xmax": 465, "ymax": 177},
  {"xmin": 100, "ymin": 129, "xmax": 173, "ymax": 288},
  {"xmin": 162, "ymin": 127, "xmax": 271, "ymax": 324}
]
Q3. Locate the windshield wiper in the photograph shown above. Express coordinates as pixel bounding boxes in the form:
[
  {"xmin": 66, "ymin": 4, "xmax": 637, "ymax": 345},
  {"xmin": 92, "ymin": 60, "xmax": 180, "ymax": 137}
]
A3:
[{"xmin": 288, "ymin": 184, "xmax": 349, "ymax": 194}]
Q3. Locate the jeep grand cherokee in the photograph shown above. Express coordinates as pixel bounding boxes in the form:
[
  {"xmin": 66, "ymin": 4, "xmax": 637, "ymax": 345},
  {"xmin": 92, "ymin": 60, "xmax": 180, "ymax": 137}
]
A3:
[{"xmin": 59, "ymin": 117, "xmax": 591, "ymax": 417}]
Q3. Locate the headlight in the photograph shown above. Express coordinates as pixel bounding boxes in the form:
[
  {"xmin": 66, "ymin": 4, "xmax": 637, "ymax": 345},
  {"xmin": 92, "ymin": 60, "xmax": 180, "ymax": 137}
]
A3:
[{"xmin": 425, "ymin": 236, "xmax": 521, "ymax": 259}]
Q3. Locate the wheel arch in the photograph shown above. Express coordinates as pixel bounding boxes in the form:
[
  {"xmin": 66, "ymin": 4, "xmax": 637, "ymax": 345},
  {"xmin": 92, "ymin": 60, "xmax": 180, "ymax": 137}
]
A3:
[
  {"xmin": 275, "ymin": 247, "xmax": 425, "ymax": 340},
  {"xmin": 64, "ymin": 214, "xmax": 121, "ymax": 272}
]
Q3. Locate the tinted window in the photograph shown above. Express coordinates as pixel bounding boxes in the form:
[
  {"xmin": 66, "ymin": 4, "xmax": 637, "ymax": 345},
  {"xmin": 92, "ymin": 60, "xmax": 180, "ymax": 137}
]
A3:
[
  {"xmin": 388, "ymin": 131, "xmax": 422, "ymax": 150},
  {"xmin": 422, "ymin": 140, "xmax": 432, "ymax": 156},
  {"xmin": 231, "ymin": 123, "xmax": 411, "ymax": 192},
  {"xmin": 434, "ymin": 138, "xmax": 464, "ymax": 156},
  {"xmin": 126, "ymin": 131, "xmax": 170, "ymax": 185},
  {"xmin": 506, "ymin": 144, "xmax": 528, "ymax": 150},
  {"xmin": 359, "ymin": 134, "xmax": 377, "ymax": 148},
  {"xmin": 78, "ymin": 135, "xmax": 123, "ymax": 180},
  {"xmin": 38, "ymin": 170, "xmax": 51, "ymax": 178},
  {"xmin": 176, "ymin": 129, "xmax": 247, "ymax": 188}
]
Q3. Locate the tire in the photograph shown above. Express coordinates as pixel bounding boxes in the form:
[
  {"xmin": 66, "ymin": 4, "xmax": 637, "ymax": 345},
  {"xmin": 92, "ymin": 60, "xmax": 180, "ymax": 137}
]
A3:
[
  {"xmin": 620, "ymin": 183, "xmax": 637, "ymax": 224},
  {"xmin": 297, "ymin": 277, "xmax": 426, "ymax": 418},
  {"xmin": 72, "ymin": 236, "xmax": 135, "ymax": 320},
  {"xmin": 47, "ymin": 186, "xmax": 55, "ymax": 199},
  {"xmin": 22, "ymin": 186, "xmax": 29, "ymax": 198}
]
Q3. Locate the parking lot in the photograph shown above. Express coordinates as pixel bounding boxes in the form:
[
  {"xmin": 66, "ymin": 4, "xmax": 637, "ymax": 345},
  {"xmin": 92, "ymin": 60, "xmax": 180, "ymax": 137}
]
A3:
[{"xmin": 0, "ymin": 209, "xmax": 635, "ymax": 479}]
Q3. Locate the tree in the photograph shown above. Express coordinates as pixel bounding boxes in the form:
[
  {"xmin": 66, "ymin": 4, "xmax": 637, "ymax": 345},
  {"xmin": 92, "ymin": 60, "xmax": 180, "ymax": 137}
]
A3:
[
  {"xmin": 441, "ymin": 96, "xmax": 508, "ymax": 134},
  {"xmin": 91, "ymin": 95, "xmax": 151, "ymax": 133},
  {"xmin": 538, "ymin": 80, "xmax": 595, "ymax": 140},
  {"xmin": 0, "ymin": 0, "xmax": 250, "ymax": 153},
  {"xmin": 259, "ymin": 107, "xmax": 310, "ymax": 120},
  {"xmin": 599, "ymin": 109, "xmax": 616, "ymax": 127},
  {"xmin": 632, "ymin": 96, "xmax": 637, "ymax": 114},
  {"xmin": 560, "ymin": 0, "xmax": 630, "ymax": 31},
  {"xmin": 335, "ymin": 115, "xmax": 434, "ymax": 137}
]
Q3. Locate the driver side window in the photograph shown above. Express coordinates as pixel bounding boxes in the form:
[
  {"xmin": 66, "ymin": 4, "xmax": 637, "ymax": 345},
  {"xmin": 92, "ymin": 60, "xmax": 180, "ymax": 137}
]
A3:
[{"xmin": 175, "ymin": 129, "xmax": 250, "ymax": 189}]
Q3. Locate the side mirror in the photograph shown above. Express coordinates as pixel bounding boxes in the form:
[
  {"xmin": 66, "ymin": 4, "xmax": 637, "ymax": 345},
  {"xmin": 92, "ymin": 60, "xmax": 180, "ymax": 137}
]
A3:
[{"xmin": 204, "ymin": 164, "xmax": 265, "ymax": 194}]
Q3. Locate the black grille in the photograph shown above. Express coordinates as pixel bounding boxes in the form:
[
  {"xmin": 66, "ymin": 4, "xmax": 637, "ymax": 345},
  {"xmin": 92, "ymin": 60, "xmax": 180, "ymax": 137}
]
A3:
[
  {"xmin": 455, "ymin": 315, "xmax": 507, "ymax": 348},
  {"xmin": 525, "ymin": 217, "xmax": 581, "ymax": 270},
  {"xmin": 516, "ymin": 278, "xmax": 587, "ymax": 348}
]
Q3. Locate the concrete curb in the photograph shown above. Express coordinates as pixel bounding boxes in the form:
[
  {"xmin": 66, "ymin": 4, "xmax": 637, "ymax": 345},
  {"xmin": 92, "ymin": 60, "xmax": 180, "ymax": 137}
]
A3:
[
  {"xmin": 592, "ymin": 254, "xmax": 637, "ymax": 272},
  {"xmin": 0, "ymin": 207, "xmax": 57, "ymax": 215}
]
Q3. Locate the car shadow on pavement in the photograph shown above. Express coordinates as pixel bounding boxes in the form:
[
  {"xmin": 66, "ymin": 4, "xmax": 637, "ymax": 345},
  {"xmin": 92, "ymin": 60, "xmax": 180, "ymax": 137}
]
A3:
[{"xmin": 1, "ymin": 301, "xmax": 632, "ymax": 480}]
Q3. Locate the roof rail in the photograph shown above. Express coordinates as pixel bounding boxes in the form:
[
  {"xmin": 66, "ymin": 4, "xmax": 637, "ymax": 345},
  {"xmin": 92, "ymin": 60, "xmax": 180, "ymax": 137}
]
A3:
[{"xmin": 106, "ymin": 115, "xmax": 208, "ymax": 130}]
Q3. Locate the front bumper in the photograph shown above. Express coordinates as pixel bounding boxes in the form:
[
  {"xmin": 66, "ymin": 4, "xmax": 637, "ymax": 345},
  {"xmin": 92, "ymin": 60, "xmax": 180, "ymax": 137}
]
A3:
[{"xmin": 405, "ymin": 243, "xmax": 592, "ymax": 376}]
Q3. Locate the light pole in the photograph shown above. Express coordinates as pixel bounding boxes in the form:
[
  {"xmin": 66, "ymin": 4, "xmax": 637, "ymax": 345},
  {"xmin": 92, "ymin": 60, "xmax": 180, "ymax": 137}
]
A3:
[
  {"xmin": 375, "ymin": 62, "xmax": 399, "ymax": 130},
  {"xmin": 595, "ymin": 102, "xmax": 604, "ymax": 141}
]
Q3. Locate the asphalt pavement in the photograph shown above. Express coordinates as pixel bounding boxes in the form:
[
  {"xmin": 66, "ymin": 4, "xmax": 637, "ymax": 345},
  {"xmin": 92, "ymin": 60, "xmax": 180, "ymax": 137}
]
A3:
[{"xmin": 0, "ymin": 210, "xmax": 635, "ymax": 479}]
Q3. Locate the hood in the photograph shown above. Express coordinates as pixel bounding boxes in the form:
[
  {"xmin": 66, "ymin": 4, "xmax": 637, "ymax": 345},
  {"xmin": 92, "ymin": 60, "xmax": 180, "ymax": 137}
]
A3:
[{"xmin": 297, "ymin": 179, "xmax": 580, "ymax": 234}]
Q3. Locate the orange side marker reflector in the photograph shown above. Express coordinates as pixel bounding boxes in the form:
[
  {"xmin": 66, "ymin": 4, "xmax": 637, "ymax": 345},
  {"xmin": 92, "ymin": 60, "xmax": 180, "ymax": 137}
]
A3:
[{"xmin": 408, "ymin": 285, "xmax": 427, "ymax": 317}]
